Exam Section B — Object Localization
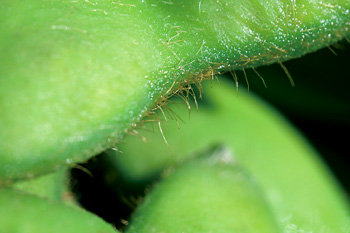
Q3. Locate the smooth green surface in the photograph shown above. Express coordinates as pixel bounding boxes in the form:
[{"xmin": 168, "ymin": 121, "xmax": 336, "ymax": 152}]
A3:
[
  {"xmin": 13, "ymin": 169, "xmax": 67, "ymax": 201},
  {"xmin": 127, "ymin": 154, "xmax": 280, "ymax": 233},
  {"xmin": 1, "ymin": 0, "xmax": 349, "ymax": 181},
  {"xmin": 0, "ymin": 188, "xmax": 117, "ymax": 233},
  {"xmin": 114, "ymin": 79, "xmax": 350, "ymax": 232}
]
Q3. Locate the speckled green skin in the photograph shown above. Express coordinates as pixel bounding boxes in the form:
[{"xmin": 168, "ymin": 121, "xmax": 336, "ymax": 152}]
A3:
[{"xmin": 1, "ymin": 0, "xmax": 349, "ymax": 181}]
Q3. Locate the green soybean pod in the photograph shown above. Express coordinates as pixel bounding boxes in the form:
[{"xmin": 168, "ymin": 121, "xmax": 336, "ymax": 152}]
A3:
[
  {"xmin": 113, "ymin": 79, "xmax": 350, "ymax": 232},
  {"xmin": 0, "ymin": 188, "xmax": 117, "ymax": 233},
  {"xmin": 1, "ymin": 0, "xmax": 349, "ymax": 182},
  {"xmin": 127, "ymin": 154, "xmax": 280, "ymax": 233}
]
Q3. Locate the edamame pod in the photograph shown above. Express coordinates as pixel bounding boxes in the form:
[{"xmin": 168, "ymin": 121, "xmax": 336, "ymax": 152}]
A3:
[
  {"xmin": 1, "ymin": 0, "xmax": 349, "ymax": 182},
  {"xmin": 0, "ymin": 188, "xmax": 117, "ymax": 233},
  {"xmin": 127, "ymin": 151, "xmax": 280, "ymax": 233},
  {"xmin": 113, "ymin": 79, "xmax": 350, "ymax": 232}
]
